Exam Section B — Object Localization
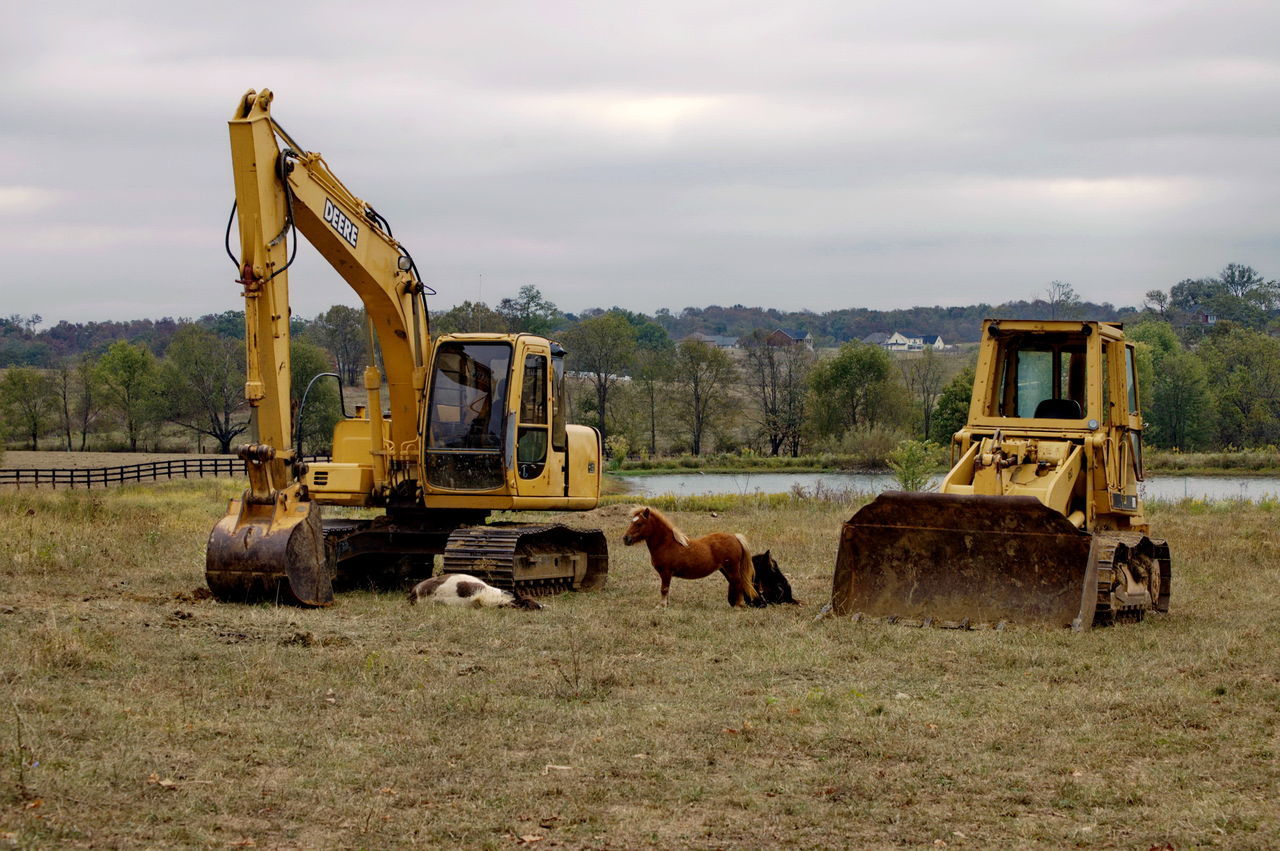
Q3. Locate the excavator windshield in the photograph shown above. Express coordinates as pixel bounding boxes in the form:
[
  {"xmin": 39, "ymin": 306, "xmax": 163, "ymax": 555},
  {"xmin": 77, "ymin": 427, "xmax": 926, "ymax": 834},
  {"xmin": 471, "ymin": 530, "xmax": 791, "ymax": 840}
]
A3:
[
  {"xmin": 989, "ymin": 332, "xmax": 1089, "ymax": 420},
  {"xmin": 426, "ymin": 342, "xmax": 512, "ymax": 490}
]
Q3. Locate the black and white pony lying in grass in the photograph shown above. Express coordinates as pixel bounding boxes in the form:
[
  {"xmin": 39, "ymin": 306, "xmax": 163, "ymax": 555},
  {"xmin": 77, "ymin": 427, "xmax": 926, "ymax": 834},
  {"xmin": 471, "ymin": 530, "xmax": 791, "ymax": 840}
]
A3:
[{"xmin": 407, "ymin": 574, "xmax": 543, "ymax": 610}]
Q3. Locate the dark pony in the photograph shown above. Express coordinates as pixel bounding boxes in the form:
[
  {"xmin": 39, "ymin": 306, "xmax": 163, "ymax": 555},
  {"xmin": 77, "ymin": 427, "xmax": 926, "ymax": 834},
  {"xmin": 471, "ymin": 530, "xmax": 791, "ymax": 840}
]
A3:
[
  {"xmin": 622, "ymin": 506, "xmax": 762, "ymax": 608},
  {"xmin": 752, "ymin": 551, "xmax": 801, "ymax": 605}
]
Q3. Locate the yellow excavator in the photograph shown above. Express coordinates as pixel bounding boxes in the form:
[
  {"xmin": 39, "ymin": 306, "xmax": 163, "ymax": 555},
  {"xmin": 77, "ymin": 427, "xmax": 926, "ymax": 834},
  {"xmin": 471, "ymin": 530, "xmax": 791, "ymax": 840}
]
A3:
[
  {"xmin": 206, "ymin": 89, "xmax": 607, "ymax": 606},
  {"xmin": 831, "ymin": 319, "xmax": 1171, "ymax": 629}
]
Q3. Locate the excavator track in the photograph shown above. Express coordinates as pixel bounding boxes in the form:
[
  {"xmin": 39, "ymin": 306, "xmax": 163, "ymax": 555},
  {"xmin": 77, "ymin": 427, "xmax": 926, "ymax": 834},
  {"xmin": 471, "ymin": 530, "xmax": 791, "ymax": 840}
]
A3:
[{"xmin": 442, "ymin": 524, "xmax": 608, "ymax": 597}]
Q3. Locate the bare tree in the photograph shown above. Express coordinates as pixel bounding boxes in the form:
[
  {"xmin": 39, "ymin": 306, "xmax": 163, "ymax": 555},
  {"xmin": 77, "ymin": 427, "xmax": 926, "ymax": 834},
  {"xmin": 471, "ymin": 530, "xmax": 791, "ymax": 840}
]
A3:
[
  {"xmin": 741, "ymin": 331, "xmax": 814, "ymax": 456},
  {"xmin": 633, "ymin": 346, "xmax": 674, "ymax": 455},
  {"xmin": 1046, "ymin": 280, "xmax": 1081, "ymax": 320},
  {"xmin": 899, "ymin": 348, "xmax": 947, "ymax": 440},
  {"xmin": 673, "ymin": 341, "xmax": 736, "ymax": 456},
  {"xmin": 312, "ymin": 304, "xmax": 368, "ymax": 386}
]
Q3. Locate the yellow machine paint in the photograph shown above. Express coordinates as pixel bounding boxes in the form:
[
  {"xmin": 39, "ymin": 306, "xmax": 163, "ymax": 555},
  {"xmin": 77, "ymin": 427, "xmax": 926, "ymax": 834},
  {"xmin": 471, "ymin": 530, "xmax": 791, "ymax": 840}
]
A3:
[
  {"xmin": 830, "ymin": 319, "xmax": 1171, "ymax": 629},
  {"xmin": 206, "ymin": 89, "xmax": 606, "ymax": 606}
]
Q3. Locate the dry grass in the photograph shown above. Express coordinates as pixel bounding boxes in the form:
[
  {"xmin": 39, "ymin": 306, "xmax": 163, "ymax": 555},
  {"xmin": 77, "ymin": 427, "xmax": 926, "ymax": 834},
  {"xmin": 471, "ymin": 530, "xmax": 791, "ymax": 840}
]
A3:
[{"xmin": 0, "ymin": 483, "xmax": 1277, "ymax": 848}]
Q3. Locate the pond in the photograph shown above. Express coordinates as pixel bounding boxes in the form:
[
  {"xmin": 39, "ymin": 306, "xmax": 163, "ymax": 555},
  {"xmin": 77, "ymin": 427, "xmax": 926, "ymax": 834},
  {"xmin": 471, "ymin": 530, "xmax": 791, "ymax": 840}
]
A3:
[{"xmin": 615, "ymin": 471, "xmax": 1280, "ymax": 503}]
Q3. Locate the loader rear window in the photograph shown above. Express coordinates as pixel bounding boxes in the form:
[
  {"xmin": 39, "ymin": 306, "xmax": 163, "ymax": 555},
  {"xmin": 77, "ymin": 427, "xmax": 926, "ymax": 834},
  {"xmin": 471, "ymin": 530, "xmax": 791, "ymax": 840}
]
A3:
[{"xmin": 992, "ymin": 337, "xmax": 1087, "ymax": 419}]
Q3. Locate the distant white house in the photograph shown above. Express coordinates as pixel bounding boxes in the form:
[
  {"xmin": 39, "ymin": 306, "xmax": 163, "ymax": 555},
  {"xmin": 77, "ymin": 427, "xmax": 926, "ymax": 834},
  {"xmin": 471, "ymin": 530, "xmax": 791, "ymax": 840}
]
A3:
[{"xmin": 868, "ymin": 331, "xmax": 947, "ymax": 352}]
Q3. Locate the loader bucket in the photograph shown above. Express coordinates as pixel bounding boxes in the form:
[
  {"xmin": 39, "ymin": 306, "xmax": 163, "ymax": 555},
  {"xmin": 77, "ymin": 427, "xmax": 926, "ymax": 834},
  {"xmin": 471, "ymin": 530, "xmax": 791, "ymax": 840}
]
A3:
[
  {"xmin": 831, "ymin": 492, "xmax": 1096, "ymax": 629},
  {"xmin": 206, "ymin": 496, "xmax": 333, "ymax": 606}
]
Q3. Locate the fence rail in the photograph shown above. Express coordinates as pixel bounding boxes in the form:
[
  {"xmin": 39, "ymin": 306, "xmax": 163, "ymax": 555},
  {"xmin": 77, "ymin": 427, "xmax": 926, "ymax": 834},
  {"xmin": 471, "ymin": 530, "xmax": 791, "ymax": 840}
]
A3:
[{"xmin": 0, "ymin": 456, "xmax": 331, "ymax": 490}]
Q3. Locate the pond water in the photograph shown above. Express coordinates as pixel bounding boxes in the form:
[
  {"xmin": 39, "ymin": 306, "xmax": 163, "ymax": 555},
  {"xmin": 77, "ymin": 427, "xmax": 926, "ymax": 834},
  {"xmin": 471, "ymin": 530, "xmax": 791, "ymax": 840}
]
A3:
[{"xmin": 615, "ymin": 471, "xmax": 1280, "ymax": 503}]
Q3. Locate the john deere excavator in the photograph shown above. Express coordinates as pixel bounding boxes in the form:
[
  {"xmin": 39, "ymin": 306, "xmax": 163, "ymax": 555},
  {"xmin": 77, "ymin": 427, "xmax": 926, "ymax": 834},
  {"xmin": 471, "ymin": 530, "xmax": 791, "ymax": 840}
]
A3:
[
  {"xmin": 206, "ymin": 88, "xmax": 607, "ymax": 606},
  {"xmin": 831, "ymin": 319, "xmax": 1171, "ymax": 629}
]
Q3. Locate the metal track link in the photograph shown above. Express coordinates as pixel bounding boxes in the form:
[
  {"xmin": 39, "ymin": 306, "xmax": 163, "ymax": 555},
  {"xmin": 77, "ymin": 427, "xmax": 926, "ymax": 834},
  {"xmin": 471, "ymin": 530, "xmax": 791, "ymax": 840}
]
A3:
[
  {"xmin": 1092, "ymin": 533, "xmax": 1168, "ymax": 626},
  {"xmin": 442, "ymin": 524, "xmax": 608, "ymax": 597}
]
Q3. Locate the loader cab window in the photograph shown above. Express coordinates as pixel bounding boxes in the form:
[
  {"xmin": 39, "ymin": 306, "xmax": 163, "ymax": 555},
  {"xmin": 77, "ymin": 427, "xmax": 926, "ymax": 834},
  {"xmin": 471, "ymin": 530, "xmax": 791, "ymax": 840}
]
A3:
[
  {"xmin": 1125, "ymin": 345, "xmax": 1139, "ymax": 414},
  {"xmin": 991, "ymin": 335, "xmax": 1088, "ymax": 420},
  {"xmin": 426, "ymin": 342, "xmax": 511, "ymax": 490}
]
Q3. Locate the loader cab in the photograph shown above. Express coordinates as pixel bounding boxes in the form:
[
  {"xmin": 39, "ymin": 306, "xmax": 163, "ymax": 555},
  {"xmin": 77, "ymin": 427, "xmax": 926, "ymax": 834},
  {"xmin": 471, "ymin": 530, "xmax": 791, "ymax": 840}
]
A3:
[{"xmin": 971, "ymin": 321, "xmax": 1104, "ymax": 431}]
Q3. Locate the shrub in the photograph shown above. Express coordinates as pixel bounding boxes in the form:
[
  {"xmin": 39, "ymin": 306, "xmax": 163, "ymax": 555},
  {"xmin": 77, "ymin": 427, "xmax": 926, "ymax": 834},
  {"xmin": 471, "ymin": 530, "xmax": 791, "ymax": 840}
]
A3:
[{"xmin": 887, "ymin": 439, "xmax": 945, "ymax": 491}]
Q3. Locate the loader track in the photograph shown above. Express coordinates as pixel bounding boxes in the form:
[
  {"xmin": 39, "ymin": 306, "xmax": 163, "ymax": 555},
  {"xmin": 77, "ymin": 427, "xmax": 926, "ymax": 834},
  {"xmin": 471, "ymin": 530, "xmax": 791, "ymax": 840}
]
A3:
[
  {"xmin": 1091, "ymin": 534, "xmax": 1172, "ymax": 627},
  {"xmin": 442, "ymin": 524, "xmax": 608, "ymax": 597}
]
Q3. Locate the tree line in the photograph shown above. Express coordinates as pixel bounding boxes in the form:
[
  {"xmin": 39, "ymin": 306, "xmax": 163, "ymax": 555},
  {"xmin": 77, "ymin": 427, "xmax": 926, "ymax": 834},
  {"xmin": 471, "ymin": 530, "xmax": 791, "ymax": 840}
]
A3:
[{"xmin": 5, "ymin": 263, "xmax": 1279, "ymax": 457}]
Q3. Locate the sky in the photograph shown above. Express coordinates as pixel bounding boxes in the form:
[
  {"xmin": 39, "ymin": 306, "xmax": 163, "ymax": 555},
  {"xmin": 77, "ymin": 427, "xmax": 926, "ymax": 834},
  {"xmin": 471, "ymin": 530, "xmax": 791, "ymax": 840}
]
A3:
[{"xmin": 3, "ymin": 0, "xmax": 1279, "ymax": 325}]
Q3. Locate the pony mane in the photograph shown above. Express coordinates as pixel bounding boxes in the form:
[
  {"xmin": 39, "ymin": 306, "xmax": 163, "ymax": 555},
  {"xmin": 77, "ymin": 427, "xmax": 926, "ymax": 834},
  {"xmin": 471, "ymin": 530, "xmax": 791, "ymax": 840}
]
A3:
[{"xmin": 631, "ymin": 505, "xmax": 690, "ymax": 546}]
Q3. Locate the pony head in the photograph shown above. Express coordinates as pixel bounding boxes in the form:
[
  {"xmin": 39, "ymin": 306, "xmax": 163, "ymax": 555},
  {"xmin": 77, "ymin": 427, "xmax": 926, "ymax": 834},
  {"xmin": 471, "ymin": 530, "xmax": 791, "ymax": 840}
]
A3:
[{"xmin": 624, "ymin": 505, "xmax": 689, "ymax": 547}]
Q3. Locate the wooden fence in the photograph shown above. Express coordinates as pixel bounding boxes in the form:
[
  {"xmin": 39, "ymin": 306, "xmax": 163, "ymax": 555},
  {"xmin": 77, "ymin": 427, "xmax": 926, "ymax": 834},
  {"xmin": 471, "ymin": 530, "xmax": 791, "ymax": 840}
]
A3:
[{"xmin": 0, "ymin": 456, "xmax": 331, "ymax": 490}]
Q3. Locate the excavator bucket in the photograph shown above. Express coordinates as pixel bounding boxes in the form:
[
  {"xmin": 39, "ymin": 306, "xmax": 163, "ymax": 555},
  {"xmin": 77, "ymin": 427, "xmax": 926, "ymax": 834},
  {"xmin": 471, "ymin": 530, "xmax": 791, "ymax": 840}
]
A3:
[
  {"xmin": 831, "ymin": 492, "xmax": 1097, "ymax": 629},
  {"xmin": 206, "ymin": 496, "xmax": 333, "ymax": 607}
]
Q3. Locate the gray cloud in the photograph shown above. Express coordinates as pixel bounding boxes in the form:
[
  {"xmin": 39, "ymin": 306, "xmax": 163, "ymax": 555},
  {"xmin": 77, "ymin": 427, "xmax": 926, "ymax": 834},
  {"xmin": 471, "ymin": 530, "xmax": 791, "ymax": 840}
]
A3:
[{"xmin": 3, "ymin": 0, "xmax": 1279, "ymax": 323}]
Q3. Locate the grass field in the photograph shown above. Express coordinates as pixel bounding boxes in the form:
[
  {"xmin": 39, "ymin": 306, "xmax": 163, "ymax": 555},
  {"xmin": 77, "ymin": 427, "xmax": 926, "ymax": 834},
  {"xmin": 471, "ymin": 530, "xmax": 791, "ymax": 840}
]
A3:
[{"xmin": 1, "ymin": 482, "xmax": 1277, "ymax": 848}]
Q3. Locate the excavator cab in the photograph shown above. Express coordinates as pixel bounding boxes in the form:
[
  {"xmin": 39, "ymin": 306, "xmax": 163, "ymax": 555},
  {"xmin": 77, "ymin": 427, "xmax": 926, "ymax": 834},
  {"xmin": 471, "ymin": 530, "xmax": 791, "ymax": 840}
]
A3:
[{"xmin": 830, "ymin": 319, "xmax": 1170, "ymax": 629}]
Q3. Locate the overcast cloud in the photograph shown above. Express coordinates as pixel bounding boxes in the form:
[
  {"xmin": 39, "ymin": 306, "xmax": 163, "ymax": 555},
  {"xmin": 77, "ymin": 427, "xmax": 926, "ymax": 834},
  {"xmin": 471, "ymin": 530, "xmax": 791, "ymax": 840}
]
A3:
[{"xmin": 3, "ymin": 0, "xmax": 1279, "ymax": 324}]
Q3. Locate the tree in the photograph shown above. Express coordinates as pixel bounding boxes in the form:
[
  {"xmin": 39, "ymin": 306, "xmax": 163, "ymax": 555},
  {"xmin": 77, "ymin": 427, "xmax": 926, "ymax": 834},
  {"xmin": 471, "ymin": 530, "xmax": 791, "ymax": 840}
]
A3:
[
  {"xmin": 560, "ymin": 313, "xmax": 637, "ymax": 445},
  {"xmin": 292, "ymin": 340, "xmax": 342, "ymax": 456},
  {"xmin": 0, "ymin": 367, "xmax": 56, "ymax": 449},
  {"xmin": 1199, "ymin": 327, "xmax": 1280, "ymax": 448},
  {"xmin": 928, "ymin": 366, "xmax": 975, "ymax": 445},
  {"xmin": 1218, "ymin": 262, "xmax": 1277, "ymax": 304},
  {"xmin": 1143, "ymin": 289, "xmax": 1170, "ymax": 318},
  {"xmin": 633, "ymin": 345, "xmax": 675, "ymax": 456},
  {"xmin": 807, "ymin": 341, "xmax": 896, "ymax": 440},
  {"xmin": 94, "ymin": 341, "xmax": 158, "ymax": 451},
  {"xmin": 672, "ymin": 340, "xmax": 736, "ymax": 456},
  {"xmin": 73, "ymin": 355, "xmax": 102, "ymax": 451},
  {"xmin": 1046, "ymin": 280, "xmax": 1081, "ymax": 320},
  {"xmin": 1148, "ymin": 349, "xmax": 1213, "ymax": 450},
  {"xmin": 157, "ymin": 325, "xmax": 249, "ymax": 454},
  {"xmin": 741, "ymin": 331, "xmax": 814, "ymax": 456},
  {"xmin": 497, "ymin": 285, "xmax": 562, "ymax": 335},
  {"xmin": 898, "ymin": 348, "xmax": 947, "ymax": 440},
  {"xmin": 312, "ymin": 305, "xmax": 368, "ymax": 386},
  {"xmin": 434, "ymin": 301, "xmax": 508, "ymax": 335}
]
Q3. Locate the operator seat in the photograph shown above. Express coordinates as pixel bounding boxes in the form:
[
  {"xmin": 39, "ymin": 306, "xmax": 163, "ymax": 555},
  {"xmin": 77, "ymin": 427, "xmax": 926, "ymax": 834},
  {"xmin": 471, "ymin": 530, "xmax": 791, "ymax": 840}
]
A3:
[{"xmin": 1033, "ymin": 398, "xmax": 1083, "ymax": 419}]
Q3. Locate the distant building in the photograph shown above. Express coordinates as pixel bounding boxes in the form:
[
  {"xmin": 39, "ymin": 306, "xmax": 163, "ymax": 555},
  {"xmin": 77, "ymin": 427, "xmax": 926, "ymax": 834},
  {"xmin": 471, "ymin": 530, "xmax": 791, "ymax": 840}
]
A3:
[
  {"xmin": 861, "ymin": 331, "xmax": 890, "ymax": 346},
  {"xmin": 682, "ymin": 332, "xmax": 739, "ymax": 349},
  {"xmin": 874, "ymin": 331, "xmax": 948, "ymax": 352},
  {"xmin": 764, "ymin": 328, "xmax": 814, "ymax": 350}
]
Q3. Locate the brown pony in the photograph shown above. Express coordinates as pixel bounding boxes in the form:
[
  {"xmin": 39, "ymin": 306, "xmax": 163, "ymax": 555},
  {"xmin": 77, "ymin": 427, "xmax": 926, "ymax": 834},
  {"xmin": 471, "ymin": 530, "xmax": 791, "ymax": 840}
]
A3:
[{"xmin": 622, "ymin": 506, "xmax": 762, "ymax": 608}]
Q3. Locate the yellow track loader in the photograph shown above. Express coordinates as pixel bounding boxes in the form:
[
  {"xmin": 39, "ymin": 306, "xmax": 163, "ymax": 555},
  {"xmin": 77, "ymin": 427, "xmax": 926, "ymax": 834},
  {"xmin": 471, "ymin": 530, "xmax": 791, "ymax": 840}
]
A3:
[
  {"xmin": 830, "ymin": 319, "xmax": 1171, "ymax": 629},
  {"xmin": 206, "ymin": 89, "xmax": 607, "ymax": 606}
]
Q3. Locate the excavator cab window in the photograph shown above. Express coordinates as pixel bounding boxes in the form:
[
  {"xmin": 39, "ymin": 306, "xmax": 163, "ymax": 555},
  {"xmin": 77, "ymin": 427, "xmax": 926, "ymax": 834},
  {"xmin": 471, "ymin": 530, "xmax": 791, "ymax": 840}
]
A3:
[
  {"xmin": 425, "ymin": 342, "xmax": 511, "ymax": 490},
  {"xmin": 551, "ymin": 349, "xmax": 567, "ymax": 452},
  {"xmin": 517, "ymin": 354, "xmax": 548, "ymax": 478},
  {"xmin": 991, "ymin": 334, "xmax": 1088, "ymax": 419}
]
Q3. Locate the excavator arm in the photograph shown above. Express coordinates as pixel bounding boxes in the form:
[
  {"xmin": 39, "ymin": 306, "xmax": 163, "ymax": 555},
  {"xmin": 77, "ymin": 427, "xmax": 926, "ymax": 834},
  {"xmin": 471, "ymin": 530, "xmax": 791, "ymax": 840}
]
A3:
[{"xmin": 208, "ymin": 88, "xmax": 431, "ymax": 605}]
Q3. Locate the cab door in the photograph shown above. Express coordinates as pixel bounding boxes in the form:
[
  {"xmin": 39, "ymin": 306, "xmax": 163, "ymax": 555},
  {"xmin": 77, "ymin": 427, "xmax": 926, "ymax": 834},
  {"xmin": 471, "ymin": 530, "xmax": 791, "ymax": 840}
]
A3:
[{"xmin": 514, "ymin": 346, "xmax": 563, "ymax": 497}]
